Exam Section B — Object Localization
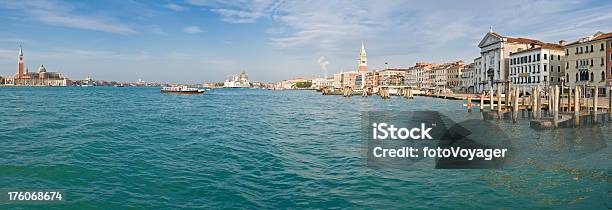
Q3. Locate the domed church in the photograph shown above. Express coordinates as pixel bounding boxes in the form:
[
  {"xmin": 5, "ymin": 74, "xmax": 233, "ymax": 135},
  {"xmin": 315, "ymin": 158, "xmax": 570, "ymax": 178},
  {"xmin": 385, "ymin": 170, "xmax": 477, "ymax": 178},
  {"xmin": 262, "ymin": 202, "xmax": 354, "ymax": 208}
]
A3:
[{"xmin": 4, "ymin": 45, "xmax": 68, "ymax": 86}]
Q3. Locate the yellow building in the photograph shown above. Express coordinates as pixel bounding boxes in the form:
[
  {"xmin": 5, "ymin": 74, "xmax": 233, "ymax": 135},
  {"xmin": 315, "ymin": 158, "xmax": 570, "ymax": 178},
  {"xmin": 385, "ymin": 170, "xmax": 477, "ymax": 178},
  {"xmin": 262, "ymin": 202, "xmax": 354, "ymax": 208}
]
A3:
[{"xmin": 564, "ymin": 32, "xmax": 612, "ymax": 95}]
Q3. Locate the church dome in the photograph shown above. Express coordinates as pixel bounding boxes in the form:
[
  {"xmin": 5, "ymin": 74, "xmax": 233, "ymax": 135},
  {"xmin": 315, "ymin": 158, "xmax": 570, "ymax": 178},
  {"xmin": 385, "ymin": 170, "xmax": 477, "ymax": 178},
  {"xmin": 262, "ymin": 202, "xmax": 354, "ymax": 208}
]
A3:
[{"xmin": 38, "ymin": 64, "xmax": 46, "ymax": 73}]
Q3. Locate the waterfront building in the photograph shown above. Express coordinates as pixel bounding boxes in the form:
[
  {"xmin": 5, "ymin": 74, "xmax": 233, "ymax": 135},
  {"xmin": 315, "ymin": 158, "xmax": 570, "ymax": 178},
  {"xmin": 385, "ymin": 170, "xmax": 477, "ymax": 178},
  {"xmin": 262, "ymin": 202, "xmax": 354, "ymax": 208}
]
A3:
[
  {"xmin": 476, "ymin": 30, "xmax": 547, "ymax": 93},
  {"xmin": 312, "ymin": 77, "xmax": 326, "ymax": 89},
  {"xmin": 412, "ymin": 62, "xmax": 437, "ymax": 88},
  {"xmin": 564, "ymin": 32, "xmax": 612, "ymax": 95},
  {"xmin": 460, "ymin": 63, "xmax": 475, "ymax": 93},
  {"xmin": 379, "ymin": 68, "xmax": 407, "ymax": 86},
  {"xmin": 607, "ymin": 38, "xmax": 612, "ymax": 89},
  {"xmin": 332, "ymin": 71, "xmax": 359, "ymax": 89},
  {"xmin": 404, "ymin": 66, "xmax": 417, "ymax": 88},
  {"xmin": 356, "ymin": 71, "xmax": 380, "ymax": 90},
  {"xmin": 224, "ymin": 71, "xmax": 251, "ymax": 88},
  {"xmin": 446, "ymin": 60, "xmax": 465, "ymax": 90},
  {"xmin": 311, "ymin": 77, "xmax": 334, "ymax": 89},
  {"xmin": 509, "ymin": 42, "xmax": 565, "ymax": 90},
  {"xmin": 4, "ymin": 46, "xmax": 68, "ymax": 86},
  {"xmin": 432, "ymin": 65, "xmax": 447, "ymax": 88},
  {"xmin": 473, "ymin": 57, "xmax": 483, "ymax": 92}
]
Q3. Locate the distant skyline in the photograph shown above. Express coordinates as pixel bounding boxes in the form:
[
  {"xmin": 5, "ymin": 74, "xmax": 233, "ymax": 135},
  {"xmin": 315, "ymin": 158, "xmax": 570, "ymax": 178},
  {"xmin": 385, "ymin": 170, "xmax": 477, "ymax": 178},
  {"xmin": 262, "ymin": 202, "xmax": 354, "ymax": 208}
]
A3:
[{"xmin": 0, "ymin": 0, "xmax": 611, "ymax": 83}]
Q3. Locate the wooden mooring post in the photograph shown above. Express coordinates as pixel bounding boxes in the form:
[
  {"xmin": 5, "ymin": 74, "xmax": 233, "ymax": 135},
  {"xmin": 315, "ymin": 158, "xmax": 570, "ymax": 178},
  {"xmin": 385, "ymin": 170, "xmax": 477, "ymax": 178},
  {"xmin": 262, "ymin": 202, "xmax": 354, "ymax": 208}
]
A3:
[
  {"xmin": 593, "ymin": 86, "xmax": 598, "ymax": 122},
  {"xmin": 574, "ymin": 86, "xmax": 580, "ymax": 125},
  {"xmin": 467, "ymin": 96, "xmax": 472, "ymax": 112},
  {"xmin": 497, "ymin": 85, "xmax": 502, "ymax": 114},
  {"xmin": 553, "ymin": 85, "xmax": 559, "ymax": 126},
  {"xmin": 609, "ymin": 89, "xmax": 612, "ymax": 115},
  {"xmin": 489, "ymin": 87, "xmax": 494, "ymax": 111},
  {"xmin": 513, "ymin": 87, "xmax": 519, "ymax": 122},
  {"xmin": 480, "ymin": 92, "xmax": 485, "ymax": 112}
]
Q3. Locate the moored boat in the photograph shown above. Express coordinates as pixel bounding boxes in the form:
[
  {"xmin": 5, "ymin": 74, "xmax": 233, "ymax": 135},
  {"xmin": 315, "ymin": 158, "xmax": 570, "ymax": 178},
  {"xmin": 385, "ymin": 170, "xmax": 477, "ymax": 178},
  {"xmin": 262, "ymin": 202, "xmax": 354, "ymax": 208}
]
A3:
[{"xmin": 161, "ymin": 86, "xmax": 204, "ymax": 94}]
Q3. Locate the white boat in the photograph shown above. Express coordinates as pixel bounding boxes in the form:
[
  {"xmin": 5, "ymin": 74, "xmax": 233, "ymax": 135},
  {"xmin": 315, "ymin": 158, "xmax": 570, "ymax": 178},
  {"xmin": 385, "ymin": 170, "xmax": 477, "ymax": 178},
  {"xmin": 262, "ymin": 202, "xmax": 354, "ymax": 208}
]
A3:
[{"xmin": 161, "ymin": 86, "xmax": 204, "ymax": 94}]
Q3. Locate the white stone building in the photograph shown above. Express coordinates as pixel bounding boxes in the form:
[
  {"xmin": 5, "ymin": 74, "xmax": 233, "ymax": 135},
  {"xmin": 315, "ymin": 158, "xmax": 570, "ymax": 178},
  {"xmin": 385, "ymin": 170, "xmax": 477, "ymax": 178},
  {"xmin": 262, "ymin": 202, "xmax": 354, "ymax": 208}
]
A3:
[
  {"xmin": 509, "ymin": 44, "xmax": 565, "ymax": 90},
  {"xmin": 477, "ymin": 31, "xmax": 547, "ymax": 93}
]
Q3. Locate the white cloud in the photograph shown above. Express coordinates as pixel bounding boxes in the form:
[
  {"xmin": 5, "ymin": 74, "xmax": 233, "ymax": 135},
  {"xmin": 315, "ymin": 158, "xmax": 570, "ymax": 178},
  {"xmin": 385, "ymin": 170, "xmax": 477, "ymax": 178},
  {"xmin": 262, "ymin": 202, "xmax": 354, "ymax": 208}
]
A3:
[
  {"xmin": 164, "ymin": 3, "xmax": 186, "ymax": 12},
  {"xmin": 0, "ymin": 0, "xmax": 135, "ymax": 34},
  {"xmin": 184, "ymin": 26, "xmax": 204, "ymax": 33}
]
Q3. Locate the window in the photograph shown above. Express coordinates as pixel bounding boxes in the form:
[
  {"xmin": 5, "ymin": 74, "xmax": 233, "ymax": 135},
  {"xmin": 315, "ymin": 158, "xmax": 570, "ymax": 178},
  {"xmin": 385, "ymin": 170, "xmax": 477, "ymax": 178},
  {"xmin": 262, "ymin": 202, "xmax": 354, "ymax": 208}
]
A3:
[
  {"xmin": 602, "ymin": 57, "xmax": 605, "ymax": 66},
  {"xmin": 544, "ymin": 64, "xmax": 547, "ymax": 72},
  {"xmin": 590, "ymin": 44, "xmax": 594, "ymax": 52},
  {"xmin": 558, "ymin": 55, "xmax": 561, "ymax": 60},
  {"xmin": 601, "ymin": 43, "xmax": 605, "ymax": 51},
  {"xmin": 544, "ymin": 76, "xmax": 548, "ymax": 82},
  {"xmin": 575, "ymin": 73, "xmax": 578, "ymax": 82},
  {"xmin": 543, "ymin": 53, "xmax": 546, "ymax": 60},
  {"xmin": 590, "ymin": 58, "xmax": 594, "ymax": 66},
  {"xmin": 557, "ymin": 66, "xmax": 560, "ymax": 72},
  {"xmin": 590, "ymin": 72, "xmax": 594, "ymax": 82},
  {"xmin": 566, "ymin": 62, "xmax": 569, "ymax": 69},
  {"xmin": 528, "ymin": 56, "xmax": 531, "ymax": 62},
  {"xmin": 602, "ymin": 71, "xmax": 605, "ymax": 81},
  {"xmin": 566, "ymin": 49, "xmax": 569, "ymax": 55},
  {"xmin": 550, "ymin": 65, "xmax": 553, "ymax": 72}
]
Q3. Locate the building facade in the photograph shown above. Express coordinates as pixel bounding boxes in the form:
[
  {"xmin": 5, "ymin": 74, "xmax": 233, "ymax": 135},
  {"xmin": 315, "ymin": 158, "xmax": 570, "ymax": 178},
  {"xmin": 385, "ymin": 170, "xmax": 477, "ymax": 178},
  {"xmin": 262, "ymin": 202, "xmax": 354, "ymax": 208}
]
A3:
[
  {"xmin": 446, "ymin": 60, "xmax": 465, "ymax": 89},
  {"xmin": 564, "ymin": 32, "xmax": 612, "ymax": 95},
  {"xmin": 379, "ymin": 69, "xmax": 406, "ymax": 86},
  {"xmin": 333, "ymin": 71, "xmax": 359, "ymax": 89},
  {"xmin": 477, "ymin": 31, "xmax": 546, "ymax": 93},
  {"xmin": 473, "ymin": 57, "xmax": 483, "ymax": 92},
  {"xmin": 509, "ymin": 44, "xmax": 565, "ymax": 90},
  {"xmin": 461, "ymin": 63, "xmax": 475, "ymax": 93}
]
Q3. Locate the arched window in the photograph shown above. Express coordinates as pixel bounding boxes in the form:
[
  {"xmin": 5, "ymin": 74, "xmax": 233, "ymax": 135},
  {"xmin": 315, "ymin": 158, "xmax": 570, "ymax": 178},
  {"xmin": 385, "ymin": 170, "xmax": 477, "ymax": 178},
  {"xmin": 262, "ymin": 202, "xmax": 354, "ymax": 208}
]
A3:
[{"xmin": 576, "ymin": 73, "xmax": 578, "ymax": 82}]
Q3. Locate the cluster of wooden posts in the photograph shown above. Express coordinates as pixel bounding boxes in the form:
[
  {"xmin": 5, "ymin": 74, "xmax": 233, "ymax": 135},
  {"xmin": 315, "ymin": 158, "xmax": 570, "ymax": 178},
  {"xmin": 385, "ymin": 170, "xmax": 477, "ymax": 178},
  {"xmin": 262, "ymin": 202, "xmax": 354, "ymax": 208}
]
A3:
[
  {"xmin": 466, "ymin": 84, "xmax": 612, "ymax": 127},
  {"xmin": 398, "ymin": 88, "xmax": 415, "ymax": 99},
  {"xmin": 378, "ymin": 87, "xmax": 390, "ymax": 99},
  {"xmin": 342, "ymin": 87, "xmax": 354, "ymax": 97}
]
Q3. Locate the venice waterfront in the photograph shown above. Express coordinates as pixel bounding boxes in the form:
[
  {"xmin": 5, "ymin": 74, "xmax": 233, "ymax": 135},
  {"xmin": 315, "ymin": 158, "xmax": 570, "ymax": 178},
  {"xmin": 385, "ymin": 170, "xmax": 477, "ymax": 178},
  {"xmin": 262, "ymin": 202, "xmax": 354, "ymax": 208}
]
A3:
[{"xmin": 0, "ymin": 87, "xmax": 609, "ymax": 209}]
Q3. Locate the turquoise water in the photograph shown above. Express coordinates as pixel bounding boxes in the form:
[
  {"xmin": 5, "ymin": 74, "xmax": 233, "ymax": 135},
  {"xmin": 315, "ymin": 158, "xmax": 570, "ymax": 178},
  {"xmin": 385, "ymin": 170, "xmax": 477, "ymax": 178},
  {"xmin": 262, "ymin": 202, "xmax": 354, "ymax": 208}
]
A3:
[{"xmin": 0, "ymin": 87, "xmax": 609, "ymax": 209}]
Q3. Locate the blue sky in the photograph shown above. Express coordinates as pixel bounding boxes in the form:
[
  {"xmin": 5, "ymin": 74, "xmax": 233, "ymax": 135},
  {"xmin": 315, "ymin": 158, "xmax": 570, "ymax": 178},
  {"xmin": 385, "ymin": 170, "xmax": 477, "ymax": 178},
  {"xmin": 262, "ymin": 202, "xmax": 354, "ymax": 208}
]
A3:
[{"xmin": 0, "ymin": 0, "xmax": 611, "ymax": 83}]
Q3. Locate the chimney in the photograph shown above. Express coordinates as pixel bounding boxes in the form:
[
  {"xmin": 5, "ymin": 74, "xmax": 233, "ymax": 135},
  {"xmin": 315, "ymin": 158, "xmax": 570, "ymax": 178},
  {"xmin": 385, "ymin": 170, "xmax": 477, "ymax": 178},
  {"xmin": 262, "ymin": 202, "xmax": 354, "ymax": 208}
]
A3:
[{"xmin": 558, "ymin": 40, "xmax": 566, "ymax": 46}]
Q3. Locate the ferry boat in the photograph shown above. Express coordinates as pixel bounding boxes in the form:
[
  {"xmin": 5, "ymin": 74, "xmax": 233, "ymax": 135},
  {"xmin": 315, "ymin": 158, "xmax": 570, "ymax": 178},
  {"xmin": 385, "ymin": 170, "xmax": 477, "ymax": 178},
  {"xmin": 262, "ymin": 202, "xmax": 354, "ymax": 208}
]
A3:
[{"xmin": 161, "ymin": 86, "xmax": 204, "ymax": 94}]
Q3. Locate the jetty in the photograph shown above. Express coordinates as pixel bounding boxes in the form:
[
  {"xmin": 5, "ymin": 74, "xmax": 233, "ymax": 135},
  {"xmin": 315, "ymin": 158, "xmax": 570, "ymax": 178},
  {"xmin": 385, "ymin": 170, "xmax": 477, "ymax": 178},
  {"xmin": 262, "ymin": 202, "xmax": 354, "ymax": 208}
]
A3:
[{"xmin": 319, "ymin": 85, "xmax": 612, "ymax": 128}]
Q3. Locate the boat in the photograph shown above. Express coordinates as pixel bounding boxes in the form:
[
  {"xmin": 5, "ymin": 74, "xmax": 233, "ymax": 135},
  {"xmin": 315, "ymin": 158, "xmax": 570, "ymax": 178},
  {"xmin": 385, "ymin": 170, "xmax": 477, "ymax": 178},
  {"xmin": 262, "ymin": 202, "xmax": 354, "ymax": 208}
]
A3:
[{"xmin": 161, "ymin": 86, "xmax": 204, "ymax": 94}]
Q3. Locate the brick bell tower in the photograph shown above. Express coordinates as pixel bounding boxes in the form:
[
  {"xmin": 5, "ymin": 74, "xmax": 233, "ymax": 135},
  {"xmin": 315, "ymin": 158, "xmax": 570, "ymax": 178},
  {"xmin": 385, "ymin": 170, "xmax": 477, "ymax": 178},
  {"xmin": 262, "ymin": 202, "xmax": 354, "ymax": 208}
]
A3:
[
  {"xmin": 358, "ymin": 42, "xmax": 367, "ymax": 72},
  {"xmin": 17, "ymin": 45, "xmax": 24, "ymax": 79}
]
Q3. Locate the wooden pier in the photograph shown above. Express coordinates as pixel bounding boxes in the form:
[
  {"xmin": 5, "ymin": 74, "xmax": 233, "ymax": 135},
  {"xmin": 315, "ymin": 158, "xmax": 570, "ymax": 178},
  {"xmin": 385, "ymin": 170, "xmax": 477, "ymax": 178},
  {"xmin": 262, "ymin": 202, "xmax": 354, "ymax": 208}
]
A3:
[{"xmin": 318, "ymin": 85, "xmax": 612, "ymax": 128}]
